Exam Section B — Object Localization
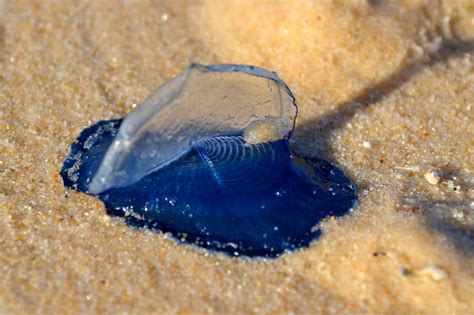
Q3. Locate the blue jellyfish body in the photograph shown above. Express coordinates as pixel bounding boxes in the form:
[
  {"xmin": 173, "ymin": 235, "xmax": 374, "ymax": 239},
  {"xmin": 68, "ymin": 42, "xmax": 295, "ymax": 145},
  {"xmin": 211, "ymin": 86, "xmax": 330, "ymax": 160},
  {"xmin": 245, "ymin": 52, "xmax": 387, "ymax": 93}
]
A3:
[{"xmin": 61, "ymin": 64, "xmax": 356, "ymax": 257}]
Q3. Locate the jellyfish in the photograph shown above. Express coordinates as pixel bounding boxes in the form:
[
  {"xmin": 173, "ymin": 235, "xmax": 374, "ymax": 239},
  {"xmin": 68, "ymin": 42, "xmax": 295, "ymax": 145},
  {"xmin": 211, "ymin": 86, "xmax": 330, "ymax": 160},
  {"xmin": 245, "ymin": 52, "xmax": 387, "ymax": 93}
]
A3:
[{"xmin": 61, "ymin": 64, "xmax": 356, "ymax": 257}]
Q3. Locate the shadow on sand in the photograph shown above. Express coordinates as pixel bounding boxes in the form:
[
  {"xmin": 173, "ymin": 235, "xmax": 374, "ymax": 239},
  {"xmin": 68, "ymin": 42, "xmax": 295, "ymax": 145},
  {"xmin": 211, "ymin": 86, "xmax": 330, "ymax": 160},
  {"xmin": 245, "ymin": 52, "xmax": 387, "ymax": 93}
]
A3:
[{"xmin": 294, "ymin": 38, "xmax": 474, "ymax": 257}]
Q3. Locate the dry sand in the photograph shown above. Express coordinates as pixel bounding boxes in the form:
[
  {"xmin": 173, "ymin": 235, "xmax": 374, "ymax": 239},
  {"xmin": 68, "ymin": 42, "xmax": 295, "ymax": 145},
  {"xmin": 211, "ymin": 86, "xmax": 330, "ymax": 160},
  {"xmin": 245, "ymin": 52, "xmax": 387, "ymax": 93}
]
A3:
[{"xmin": 1, "ymin": 0, "xmax": 473, "ymax": 314}]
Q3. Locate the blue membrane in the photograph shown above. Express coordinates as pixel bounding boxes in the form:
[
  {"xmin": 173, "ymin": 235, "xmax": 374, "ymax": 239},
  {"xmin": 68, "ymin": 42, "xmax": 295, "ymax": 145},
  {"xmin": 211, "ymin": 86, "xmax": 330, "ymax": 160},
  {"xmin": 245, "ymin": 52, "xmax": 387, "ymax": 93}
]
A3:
[{"xmin": 61, "ymin": 119, "xmax": 356, "ymax": 257}]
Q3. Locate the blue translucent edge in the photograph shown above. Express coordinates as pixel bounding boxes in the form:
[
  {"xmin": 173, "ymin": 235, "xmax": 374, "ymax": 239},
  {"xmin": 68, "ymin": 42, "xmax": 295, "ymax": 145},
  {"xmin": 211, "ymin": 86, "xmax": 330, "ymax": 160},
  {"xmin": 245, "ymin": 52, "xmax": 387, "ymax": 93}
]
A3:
[{"xmin": 61, "ymin": 119, "xmax": 357, "ymax": 258}]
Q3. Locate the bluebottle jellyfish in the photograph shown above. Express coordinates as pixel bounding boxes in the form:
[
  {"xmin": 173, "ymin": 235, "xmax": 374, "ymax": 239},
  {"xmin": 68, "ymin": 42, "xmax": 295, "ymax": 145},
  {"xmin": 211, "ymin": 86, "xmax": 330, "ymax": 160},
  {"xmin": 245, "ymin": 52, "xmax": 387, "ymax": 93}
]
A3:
[{"xmin": 61, "ymin": 64, "xmax": 356, "ymax": 257}]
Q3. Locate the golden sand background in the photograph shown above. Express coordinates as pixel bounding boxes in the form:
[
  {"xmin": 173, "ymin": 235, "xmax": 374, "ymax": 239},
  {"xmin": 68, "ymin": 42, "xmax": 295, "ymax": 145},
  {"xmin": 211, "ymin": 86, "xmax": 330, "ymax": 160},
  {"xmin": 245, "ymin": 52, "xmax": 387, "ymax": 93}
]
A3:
[{"xmin": 1, "ymin": 0, "xmax": 473, "ymax": 314}]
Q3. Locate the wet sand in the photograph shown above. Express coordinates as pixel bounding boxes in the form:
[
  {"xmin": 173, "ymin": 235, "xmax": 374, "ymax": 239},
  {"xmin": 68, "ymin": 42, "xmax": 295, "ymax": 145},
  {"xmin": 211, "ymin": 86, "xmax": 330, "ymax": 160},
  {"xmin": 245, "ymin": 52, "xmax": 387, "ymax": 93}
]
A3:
[{"xmin": 1, "ymin": 1, "xmax": 473, "ymax": 314}]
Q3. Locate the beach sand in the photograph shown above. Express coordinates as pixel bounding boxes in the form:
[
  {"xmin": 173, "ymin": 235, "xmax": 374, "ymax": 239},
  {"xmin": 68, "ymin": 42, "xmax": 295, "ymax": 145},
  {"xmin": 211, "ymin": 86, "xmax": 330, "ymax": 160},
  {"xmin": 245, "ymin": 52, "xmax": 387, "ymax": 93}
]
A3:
[{"xmin": 1, "ymin": 0, "xmax": 473, "ymax": 313}]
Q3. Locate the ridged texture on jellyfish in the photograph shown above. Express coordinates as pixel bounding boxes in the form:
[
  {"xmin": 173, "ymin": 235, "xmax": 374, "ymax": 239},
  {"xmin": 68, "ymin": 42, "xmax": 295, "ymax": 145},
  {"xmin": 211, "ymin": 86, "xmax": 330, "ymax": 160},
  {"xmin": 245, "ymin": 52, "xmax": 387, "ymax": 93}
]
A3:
[
  {"xmin": 61, "ymin": 119, "xmax": 356, "ymax": 257},
  {"xmin": 89, "ymin": 64, "xmax": 297, "ymax": 194}
]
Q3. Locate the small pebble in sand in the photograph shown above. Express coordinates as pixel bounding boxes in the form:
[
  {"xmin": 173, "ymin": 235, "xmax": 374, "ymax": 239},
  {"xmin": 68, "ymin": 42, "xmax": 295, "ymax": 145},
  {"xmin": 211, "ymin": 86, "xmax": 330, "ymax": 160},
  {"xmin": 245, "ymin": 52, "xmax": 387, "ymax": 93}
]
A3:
[
  {"xmin": 424, "ymin": 171, "xmax": 440, "ymax": 185},
  {"xmin": 419, "ymin": 266, "xmax": 447, "ymax": 281},
  {"xmin": 400, "ymin": 267, "xmax": 413, "ymax": 276},
  {"xmin": 447, "ymin": 180, "xmax": 461, "ymax": 193},
  {"xmin": 362, "ymin": 141, "xmax": 371, "ymax": 149}
]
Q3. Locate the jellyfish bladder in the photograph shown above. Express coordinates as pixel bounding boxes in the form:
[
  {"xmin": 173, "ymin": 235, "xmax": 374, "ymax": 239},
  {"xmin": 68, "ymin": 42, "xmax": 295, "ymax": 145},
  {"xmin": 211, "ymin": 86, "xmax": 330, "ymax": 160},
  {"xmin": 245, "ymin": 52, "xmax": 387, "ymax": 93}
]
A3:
[{"xmin": 61, "ymin": 64, "xmax": 356, "ymax": 257}]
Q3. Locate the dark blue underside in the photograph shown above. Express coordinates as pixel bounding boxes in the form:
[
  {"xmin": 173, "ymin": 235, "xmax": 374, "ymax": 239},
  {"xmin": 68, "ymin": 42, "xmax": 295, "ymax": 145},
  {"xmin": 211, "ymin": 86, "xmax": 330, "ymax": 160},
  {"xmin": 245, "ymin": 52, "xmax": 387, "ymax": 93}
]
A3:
[{"xmin": 61, "ymin": 119, "xmax": 356, "ymax": 257}]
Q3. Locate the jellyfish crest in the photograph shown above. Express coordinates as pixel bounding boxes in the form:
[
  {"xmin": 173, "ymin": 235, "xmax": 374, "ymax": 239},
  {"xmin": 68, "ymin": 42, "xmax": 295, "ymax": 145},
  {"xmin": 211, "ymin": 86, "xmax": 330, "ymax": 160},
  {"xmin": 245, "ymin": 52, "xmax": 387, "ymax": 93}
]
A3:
[{"xmin": 88, "ymin": 64, "xmax": 297, "ymax": 194}]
